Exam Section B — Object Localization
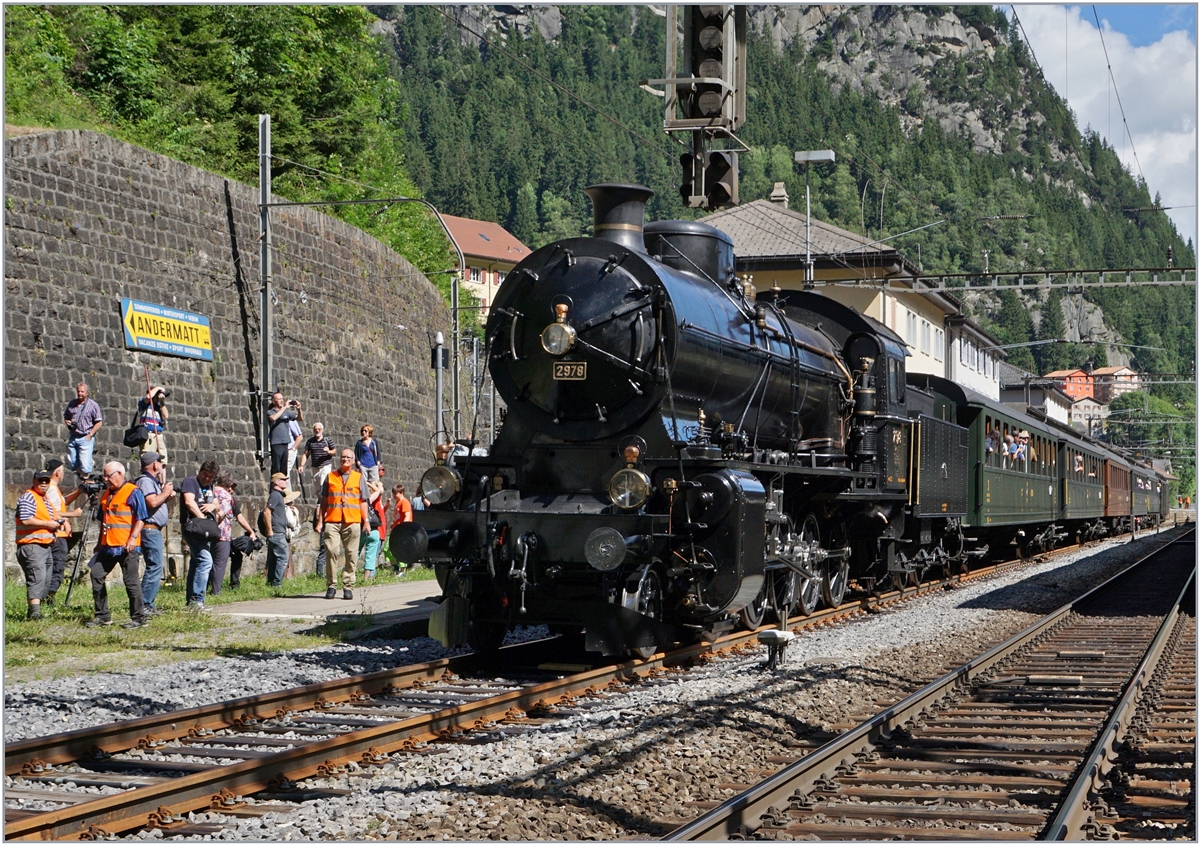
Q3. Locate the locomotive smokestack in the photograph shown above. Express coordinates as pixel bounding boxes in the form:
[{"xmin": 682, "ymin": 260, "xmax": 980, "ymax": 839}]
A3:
[{"xmin": 584, "ymin": 183, "xmax": 654, "ymax": 253}]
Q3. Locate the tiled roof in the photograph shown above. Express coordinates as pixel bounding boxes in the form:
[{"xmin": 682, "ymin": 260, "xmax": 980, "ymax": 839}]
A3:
[
  {"xmin": 1044, "ymin": 369, "xmax": 1086, "ymax": 378},
  {"xmin": 997, "ymin": 360, "xmax": 1037, "ymax": 387},
  {"xmin": 703, "ymin": 199, "xmax": 887, "ymax": 260},
  {"xmin": 1091, "ymin": 365, "xmax": 1135, "ymax": 375},
  {"xmin": 442, "ymin": 214, "xmax": 530, "ymax": 264}
]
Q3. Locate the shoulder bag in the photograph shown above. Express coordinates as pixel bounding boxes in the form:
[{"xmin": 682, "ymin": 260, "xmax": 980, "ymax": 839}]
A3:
[
  {"xmin": 184, "ymin": 516, "xmax": 221, "ymax": 541},
  {"xmin": 123, "ymin": 407, "xmax": 149, "ymax": 448}
]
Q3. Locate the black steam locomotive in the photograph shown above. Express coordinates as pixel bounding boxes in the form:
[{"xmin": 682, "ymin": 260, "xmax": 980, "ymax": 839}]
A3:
[{"xmin": 392, "ymin": 183, "xmax": 1168, "ymax": 657}]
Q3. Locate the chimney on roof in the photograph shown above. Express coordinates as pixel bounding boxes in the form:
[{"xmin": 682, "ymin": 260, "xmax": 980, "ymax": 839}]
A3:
[{"xmin": 769, "ymin": 182, "xmax": 788, "ymax": 209}]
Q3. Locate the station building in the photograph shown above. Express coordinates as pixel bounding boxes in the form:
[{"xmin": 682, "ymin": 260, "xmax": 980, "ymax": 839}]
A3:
[
  {"xmin": 442, "ymin": 214, "xmax": 531, "ymax": 319},
  {"xmin": 997, "ymin": 361, "xmax": 1073, "ymax": 425},
  {"xmin": 704, "ymin": 184, "xmax": 1004, "ymax": 395},
  {"xmin": 1043, "ymin": 367, "xmax": 1095, "ymax": 401},
  {"xmin": 1091, "ymin": 365, "xmax": 1140, "ymax": 404}
]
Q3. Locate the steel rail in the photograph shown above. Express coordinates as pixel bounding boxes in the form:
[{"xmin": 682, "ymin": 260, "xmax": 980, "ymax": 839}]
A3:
[
  {"xmin": 3, "ymin": 655, "xmax": 470, "ymax": 777},
  {"xmin": 666, "ymin": 529, "xmax": 1194, "ymax": 840},
  {"xmin": 3, "ymin": 529, "xmax": 1153, "ymax": 840},
  {"xmin": 1040, "ymin": 567, "xmax": 1196, "ymax": 840}
]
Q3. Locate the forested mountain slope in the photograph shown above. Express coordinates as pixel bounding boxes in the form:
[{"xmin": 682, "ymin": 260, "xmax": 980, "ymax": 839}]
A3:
[
  {"xmin": 373, "ymin": 4, "xmax": 1192, "ymax": 391},
  {"xmin": 4, "ymin": 4, "xmax": 1193, "ymax": 398}
]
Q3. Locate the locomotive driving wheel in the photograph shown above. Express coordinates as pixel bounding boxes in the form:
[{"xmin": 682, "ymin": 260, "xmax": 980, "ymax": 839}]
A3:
[
  {"xmin": 821, "ymin": 522, "xmax": 851, "ymax": 608},
  {"xmin": 795, "ymin": 514, "xmax": 823, "ymax": 616},
  {"xmin": 738, "ymin": 580, "xmax": 769, "ymax": 630}
]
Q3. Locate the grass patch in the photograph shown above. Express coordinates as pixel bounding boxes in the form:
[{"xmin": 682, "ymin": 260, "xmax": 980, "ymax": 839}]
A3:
[{"xmin": 4, "ymin": 563, "xmax": 437, "ymax": 682}]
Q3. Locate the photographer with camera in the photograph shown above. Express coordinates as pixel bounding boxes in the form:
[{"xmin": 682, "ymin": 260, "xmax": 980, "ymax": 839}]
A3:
[
  {"xmin": 85, "ymin": 461, "xmax": 149, "ymax": 629},
  {"xmin": 63, "ymin": 382, "xmax": 102, "ymax": 480},
  {"xmin": 43, "ymin": 459, "xmax": 85, "ymax": 606},
  {"xmin": 137, "ymin": 386, "xmax": 170, "ymax": 479},
  {"xmin": 135, "ymin": 452, "xmax": 174, "ymax": 615},
  {"xmin": 267, "ymin": 392, "xmax": 302, "ymax": 478}
]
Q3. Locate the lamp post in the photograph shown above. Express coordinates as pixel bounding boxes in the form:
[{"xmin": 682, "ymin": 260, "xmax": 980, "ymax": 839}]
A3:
[
  {"xmin": 794, "ymin": 150, "xmax": 836, "ymax": 285},
  {"xmin": 430, "ymin": 331, "xmax": 447, "ymax": 443}
]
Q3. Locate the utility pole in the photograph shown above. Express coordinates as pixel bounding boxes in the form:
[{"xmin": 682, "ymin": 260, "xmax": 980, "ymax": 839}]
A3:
[
  {"xmin": 795, "ymin": 150, "xmax": 836, "ymax": 287},
  {"xmin": 258, "ymin": 114, "xmax": 272, "ymax": 467}
]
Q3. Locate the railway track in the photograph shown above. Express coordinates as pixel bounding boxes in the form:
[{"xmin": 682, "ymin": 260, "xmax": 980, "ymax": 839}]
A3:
[
  {"xmin": 2, "ymin": 528, "xmax": 1168, "ymax": 840},
  {"xmin": 667, "ymin": 529, "xmax": 1195, "ymax": 841}
]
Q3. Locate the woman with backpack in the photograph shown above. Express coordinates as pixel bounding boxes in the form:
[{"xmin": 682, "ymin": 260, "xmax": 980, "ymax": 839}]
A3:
[{"xmin": 359, "ymin": 480, "xmax": 386, "ymax": 579}]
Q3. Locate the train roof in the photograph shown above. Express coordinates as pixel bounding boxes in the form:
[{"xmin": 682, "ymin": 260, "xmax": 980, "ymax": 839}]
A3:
[
  {"xmin": 907, "ymin": 373, "xmax": 1054, "ymax": 434},
  {"xmin": 909, "ymin": 373, "xmax": 1160, "ymax": 470}
]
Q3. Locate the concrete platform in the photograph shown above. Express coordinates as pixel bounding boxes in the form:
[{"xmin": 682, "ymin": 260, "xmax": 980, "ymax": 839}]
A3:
[{"xmin": 211, "ymin": 577, "xmax": 443, "ymax": 639}]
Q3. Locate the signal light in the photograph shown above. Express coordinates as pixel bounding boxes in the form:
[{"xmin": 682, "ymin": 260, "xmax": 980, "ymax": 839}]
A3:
[
  {"xmin": 705, "ymin": 150, "xmax": 738, "ymax": 208},
  {"xmin": 683, "ymin": 6, "xmax": 730, "ymax": 120}
]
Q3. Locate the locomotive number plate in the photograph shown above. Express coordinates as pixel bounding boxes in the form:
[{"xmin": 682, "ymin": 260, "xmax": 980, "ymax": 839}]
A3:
[{"xmin": 553, "ymin": 362, "xmax": 587, "ymax": 380}]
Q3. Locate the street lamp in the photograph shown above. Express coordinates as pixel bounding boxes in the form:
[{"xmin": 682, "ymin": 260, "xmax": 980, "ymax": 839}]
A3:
[{"xmin": 795, "ymin": 150, "xmax": 836, "ymax": 285}]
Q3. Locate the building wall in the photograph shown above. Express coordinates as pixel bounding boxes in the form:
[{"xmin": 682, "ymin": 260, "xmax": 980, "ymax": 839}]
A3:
[
  {"xmin": 751, "ymin": 272, "xmax": 949, "ymax": 378},
  {"xmin": 1069, "ymin": 397, "xmax": 1107, "ymax": 435},
  {"xmin": 5, "ymin": 130, "xmax": 451, "ymax": 512},
  {"xmin": 947, "ymin": 333, "xmax": 1000, "ymax": 400},
  {"xmin": 461, "ymin": 262, "xmax": 513, "ymax": 317}
]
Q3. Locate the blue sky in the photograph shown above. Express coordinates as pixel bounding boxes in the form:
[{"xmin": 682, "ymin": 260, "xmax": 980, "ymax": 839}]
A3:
[
  {"xmin": 1013, "ymin": 4, "xmax": 1197, "ymax": 243},
  {"xmin": 1089, "ymin": 4, "xmax": 1196, "ymax": 46}
]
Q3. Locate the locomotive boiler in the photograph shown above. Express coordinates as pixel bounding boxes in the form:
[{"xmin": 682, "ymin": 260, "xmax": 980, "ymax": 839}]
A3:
[{"xmin": 392, "ymin": 183, "xmax": 914, "ymax": 656}]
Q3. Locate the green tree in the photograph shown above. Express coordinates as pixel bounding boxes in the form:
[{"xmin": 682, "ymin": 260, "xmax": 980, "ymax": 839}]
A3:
[{"xmin": 512, "ymin": 182, "xmax": 539, "ymax": 247}]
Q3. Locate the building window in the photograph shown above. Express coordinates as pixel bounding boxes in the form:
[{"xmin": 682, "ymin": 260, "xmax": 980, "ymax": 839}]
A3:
[
  {"xmin": 907, "ymin": 310, "xmax": 917, "ymax": 346},
  {"xmin": 468, "ymin": 267, "xmax": 482, "ymax": 283},
  {"xmin": 921, "ymin": 321, "xmax": 931, "ymax": 354},
  {"xmin": 934, "ymin": 328, "xmax": 943, "ymax": 361}
]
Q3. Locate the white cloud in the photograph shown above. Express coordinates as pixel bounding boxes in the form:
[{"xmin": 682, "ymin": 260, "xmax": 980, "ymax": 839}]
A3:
[{"xmin": 1012, "ymin": 5, "xmax": 1197, "ymax": 245}]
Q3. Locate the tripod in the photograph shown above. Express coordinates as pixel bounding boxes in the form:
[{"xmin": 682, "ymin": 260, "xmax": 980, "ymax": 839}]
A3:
[{"xmin": 63, "ymin": 492, "xmax": 100, "ymax": 607}]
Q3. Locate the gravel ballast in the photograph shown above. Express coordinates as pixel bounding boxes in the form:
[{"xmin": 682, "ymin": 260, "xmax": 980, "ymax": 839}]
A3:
[{"xmin": 4, "ymin": 528, "xmax": 1186, "ymax": 840}]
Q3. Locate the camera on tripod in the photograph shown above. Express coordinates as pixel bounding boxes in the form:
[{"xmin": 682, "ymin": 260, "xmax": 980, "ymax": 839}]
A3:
[{"xmin": 79, "ymin": 472, "xmax": 105, "ymax": 497}]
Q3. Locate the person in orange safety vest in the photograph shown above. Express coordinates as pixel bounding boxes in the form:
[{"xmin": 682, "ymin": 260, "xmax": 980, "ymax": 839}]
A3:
[
  {"xmin": 84, "ymin": 461, "xmax": 149, "ymax": 629},
  {"xmin": 315, "ymin": 449, "xmax": 370, "ymax": 601},
  {"xmin": 15, "ymin": 469, "xmax": 62, "ymax": 620}
]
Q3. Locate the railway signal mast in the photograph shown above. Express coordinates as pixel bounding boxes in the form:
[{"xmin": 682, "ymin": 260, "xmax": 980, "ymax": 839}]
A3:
[{"xmin": 650, "ymin": 5, "xmax": 747, "ymax": 209}]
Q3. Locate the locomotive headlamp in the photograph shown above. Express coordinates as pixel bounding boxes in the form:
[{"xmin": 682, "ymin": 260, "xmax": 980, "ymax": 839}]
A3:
[
  {"xmin": 623, "ymin": 444, "xmax": 640, "ymax": 465},
  {"xmin": 420, "ymin": 465, "xmax": 461, "ymax": 506},
  {"xmin": 584, "ymin": 527, "xmax": 626, "ymax": 571},
  {"xmin": 609, "ymin": 467, "xmax": 651, "ymax": 510},
  {"xmin": 540, "ymin": 322, "xmax": 577, "ymax": 356}
]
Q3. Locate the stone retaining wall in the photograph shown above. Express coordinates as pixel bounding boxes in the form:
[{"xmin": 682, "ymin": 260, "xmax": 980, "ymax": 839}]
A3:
[{"xmin": 4, "ymin": 130, "xmax": 451, "ymax": 579}]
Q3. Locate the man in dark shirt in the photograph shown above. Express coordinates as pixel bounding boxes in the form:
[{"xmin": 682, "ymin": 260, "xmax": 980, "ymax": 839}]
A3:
[
  {"xmin": 262, "ymin": 472, "xmax": 290, "ymax": 587},
  {"xmin": 135, "ymin": 451, "xmax": 175, "ymax": 615},
  {"xmin": 63, "ymin": 382, "xmax": 103, "ymax": 479},
  {"xmin": 267, "ymin": 392, "xmax": 301, "ymax": 477},
  {"xmin": 298, "ymin": 422, "xmax": 336, "ymax": 486},
  {"xmin": 297, "ymin": 422, "xmax": 335, "ymax": 577},
  {"xmin": 180, "ymin": 459, "xmax": 220, "ymax": 609}
]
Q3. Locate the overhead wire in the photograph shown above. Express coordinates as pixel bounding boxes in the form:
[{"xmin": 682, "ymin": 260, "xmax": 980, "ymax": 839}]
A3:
[{"xmin": 1090, "ymin": 5, "xmax": 1147, "ymax": 186}]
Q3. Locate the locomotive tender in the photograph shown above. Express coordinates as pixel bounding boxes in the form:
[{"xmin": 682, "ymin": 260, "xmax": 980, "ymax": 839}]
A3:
[{"xmin": 392, "ymin": 183, "xmax": 1170, "ymax": 656}]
